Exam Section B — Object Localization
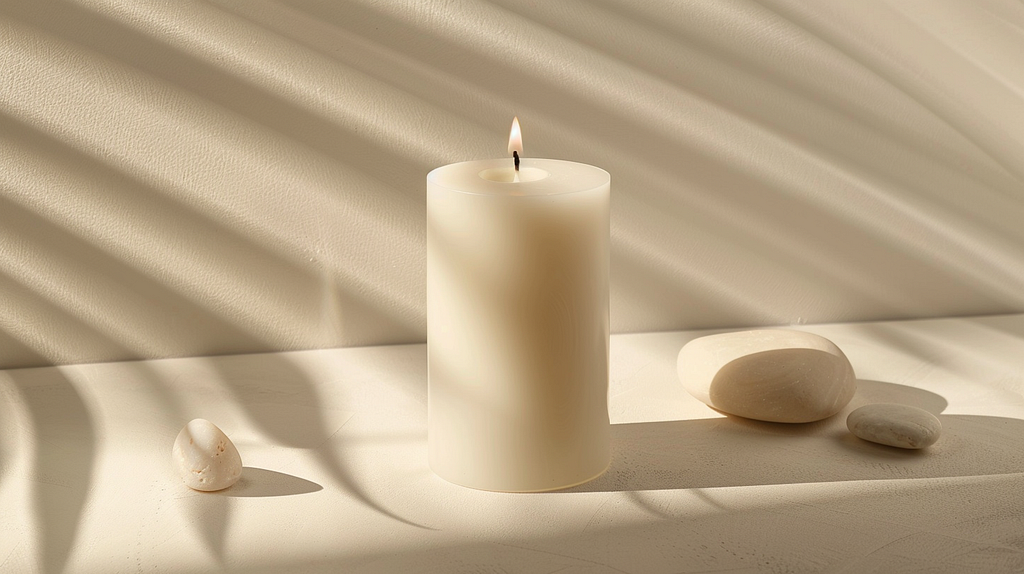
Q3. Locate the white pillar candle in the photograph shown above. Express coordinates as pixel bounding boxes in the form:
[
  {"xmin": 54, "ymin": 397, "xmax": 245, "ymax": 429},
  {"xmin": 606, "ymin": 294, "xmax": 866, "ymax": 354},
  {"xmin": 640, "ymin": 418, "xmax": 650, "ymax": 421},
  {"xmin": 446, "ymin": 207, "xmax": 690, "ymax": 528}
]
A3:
[{"xmin": 427, "ymin": 121, "xmax": 610, "ymax": 492}]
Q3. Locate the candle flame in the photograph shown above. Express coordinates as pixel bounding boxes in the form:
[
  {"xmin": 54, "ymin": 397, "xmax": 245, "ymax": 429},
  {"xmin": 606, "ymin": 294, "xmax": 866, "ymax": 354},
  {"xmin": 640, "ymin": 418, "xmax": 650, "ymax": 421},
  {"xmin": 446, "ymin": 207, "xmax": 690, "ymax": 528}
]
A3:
[{"xmin": 508, "ymin": 116, "xmax": 523, "ymax": 156}]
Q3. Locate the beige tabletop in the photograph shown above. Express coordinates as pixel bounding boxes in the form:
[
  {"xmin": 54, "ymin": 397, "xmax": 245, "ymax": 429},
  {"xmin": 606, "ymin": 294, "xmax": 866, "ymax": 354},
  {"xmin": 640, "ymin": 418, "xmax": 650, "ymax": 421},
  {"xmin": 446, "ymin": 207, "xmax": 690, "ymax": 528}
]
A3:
[{"xmin": 1, "ymin": 313, "xmax": 1022, "ymax": 573}]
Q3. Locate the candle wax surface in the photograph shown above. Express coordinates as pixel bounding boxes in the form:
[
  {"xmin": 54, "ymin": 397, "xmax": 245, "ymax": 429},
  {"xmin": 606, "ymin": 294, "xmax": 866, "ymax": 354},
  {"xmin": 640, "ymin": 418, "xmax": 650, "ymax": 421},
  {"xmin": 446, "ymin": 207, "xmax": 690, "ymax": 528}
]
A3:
[
  {"xmin": 427, "ymin": 157, "xmax": 611, "ymax": 492},
  {"xmin": 428, "ymin": 158, "xmax": 609, "ymax": 196}
]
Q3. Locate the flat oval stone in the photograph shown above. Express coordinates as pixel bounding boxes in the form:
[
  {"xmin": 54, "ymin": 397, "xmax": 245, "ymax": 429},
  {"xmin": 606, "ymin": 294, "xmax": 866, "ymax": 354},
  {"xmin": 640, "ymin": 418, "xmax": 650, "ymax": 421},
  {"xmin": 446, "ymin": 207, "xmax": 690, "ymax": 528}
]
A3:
[
  {"xmin": 677, "ymin": 329, "xmax": 856, "ymax": 423},
  {"xmin": 847, "ymin": 403, "xmax": 941, "ymax": 449},
  {"xmin": 173, "ymin": 419, "xmax": 242, "ymax": 491}
]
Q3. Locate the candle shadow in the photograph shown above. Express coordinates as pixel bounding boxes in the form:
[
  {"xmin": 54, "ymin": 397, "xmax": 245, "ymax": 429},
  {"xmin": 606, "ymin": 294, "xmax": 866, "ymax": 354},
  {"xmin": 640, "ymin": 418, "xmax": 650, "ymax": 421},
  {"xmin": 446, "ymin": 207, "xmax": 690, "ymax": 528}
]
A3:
[{"xmin": 567, "ymin": 380, "xmax": 1024, "ymax": 492}]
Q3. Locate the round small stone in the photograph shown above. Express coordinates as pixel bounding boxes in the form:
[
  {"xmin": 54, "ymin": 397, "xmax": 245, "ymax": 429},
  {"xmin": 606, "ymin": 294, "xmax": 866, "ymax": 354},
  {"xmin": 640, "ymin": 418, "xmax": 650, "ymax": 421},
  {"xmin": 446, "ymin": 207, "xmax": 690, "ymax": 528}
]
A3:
[
  {"xmin": 173, "ymin": 418, "xmax": 243, "ymax": 491},
  {"xmin": 847, "ymin": 403, "xmax": 941, "ymax": 449}
]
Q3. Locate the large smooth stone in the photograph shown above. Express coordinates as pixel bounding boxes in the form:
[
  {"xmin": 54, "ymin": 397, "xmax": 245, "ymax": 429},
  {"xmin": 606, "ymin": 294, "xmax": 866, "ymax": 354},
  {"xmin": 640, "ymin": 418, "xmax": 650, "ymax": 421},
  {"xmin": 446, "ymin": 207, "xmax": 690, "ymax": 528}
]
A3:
[
  {"xmin": 173, "ymin": 419, "xmax": 243, "ymax": 491},
  {"xmin": 677, "ymin": 329, "xmax": 856, "ymax": 423},
  {"xmin": 847, "ymin": 403, "xmax": 941, "ymax": 449}
]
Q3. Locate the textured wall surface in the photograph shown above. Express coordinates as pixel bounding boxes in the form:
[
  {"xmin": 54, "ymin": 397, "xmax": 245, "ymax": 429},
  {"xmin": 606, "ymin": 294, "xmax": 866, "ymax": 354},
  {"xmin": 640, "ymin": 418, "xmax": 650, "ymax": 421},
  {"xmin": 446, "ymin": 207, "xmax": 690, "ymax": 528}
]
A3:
[{"xmin": 1, "ymin": 0, "xmax": 1023, "ymax": 368}]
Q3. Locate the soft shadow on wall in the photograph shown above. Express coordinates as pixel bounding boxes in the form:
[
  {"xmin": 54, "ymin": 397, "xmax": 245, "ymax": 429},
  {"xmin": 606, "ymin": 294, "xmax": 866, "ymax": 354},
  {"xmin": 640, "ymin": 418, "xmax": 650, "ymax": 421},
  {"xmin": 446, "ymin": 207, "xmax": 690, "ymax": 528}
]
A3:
[{"xmin": 1, "ymin": 0, "xmax": 1024, "ymax": 369}]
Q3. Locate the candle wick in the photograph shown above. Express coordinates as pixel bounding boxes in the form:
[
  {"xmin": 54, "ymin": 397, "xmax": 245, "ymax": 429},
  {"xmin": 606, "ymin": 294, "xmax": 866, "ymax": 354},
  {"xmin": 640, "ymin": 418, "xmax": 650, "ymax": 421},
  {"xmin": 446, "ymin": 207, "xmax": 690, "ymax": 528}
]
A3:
[{"xmin": 513, "ymin": 150, "xmax": 520, "ymax": 172}]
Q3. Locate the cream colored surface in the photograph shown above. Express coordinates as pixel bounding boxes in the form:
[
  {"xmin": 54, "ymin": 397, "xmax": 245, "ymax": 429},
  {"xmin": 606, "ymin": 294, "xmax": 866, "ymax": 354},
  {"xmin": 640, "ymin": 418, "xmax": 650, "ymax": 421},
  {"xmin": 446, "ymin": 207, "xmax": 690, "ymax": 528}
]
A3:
[
  {"xmin": 427, "ymin": 159, "xmax": 610, "ymax": 492},
  {"xmin": 2, "ymin": 0, "xmax": 1024, "ymax": 368},
  {"xmin": 1, "ymin": 314, "xmax": 1023, "ymax": 573}
]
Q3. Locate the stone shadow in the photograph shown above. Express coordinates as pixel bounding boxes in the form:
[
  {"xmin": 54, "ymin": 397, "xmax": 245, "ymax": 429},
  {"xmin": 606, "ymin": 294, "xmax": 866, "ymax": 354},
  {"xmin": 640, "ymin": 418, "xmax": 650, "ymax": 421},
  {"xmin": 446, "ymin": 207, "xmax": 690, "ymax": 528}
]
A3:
[{"xmin": 570, "ymin": 380, "xmax": 1024, "ymax": 492}]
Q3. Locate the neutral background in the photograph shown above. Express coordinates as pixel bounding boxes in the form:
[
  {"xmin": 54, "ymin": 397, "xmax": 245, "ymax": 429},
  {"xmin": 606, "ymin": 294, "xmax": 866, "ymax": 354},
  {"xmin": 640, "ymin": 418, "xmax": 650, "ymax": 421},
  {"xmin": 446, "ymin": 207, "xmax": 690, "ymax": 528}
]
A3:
[{"xmin": 2, "ymin": 0, "xmax": 1023, "ymax": 369}]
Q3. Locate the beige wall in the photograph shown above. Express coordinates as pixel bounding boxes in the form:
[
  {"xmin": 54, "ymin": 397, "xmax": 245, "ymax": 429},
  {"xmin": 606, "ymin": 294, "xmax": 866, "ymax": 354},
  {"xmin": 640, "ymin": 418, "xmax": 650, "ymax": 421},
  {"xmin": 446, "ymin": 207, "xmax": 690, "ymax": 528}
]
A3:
[{"xmin": 1, "ymin": 0, "xmax": 1022, "ymax": 369}]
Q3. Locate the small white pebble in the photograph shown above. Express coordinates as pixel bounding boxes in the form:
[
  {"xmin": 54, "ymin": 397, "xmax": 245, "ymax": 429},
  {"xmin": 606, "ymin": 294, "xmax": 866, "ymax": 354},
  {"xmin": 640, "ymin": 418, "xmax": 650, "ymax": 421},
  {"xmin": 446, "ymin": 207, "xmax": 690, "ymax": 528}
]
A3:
[
  {"xmin": 847, "ymin": 403, "xmax": 941, "ymax": 449},
  {"xmin": 172, "ymin": 419, "xmax": 242, "ymax": 491}
]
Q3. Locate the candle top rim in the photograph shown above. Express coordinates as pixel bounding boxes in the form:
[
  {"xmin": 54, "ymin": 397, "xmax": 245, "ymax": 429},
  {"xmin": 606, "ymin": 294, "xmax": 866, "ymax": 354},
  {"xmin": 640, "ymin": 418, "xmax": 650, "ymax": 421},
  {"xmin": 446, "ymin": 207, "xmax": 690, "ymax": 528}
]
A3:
[{"xmin": 427, "ymin": 158, "xmax": 609, "ymax": 197}]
